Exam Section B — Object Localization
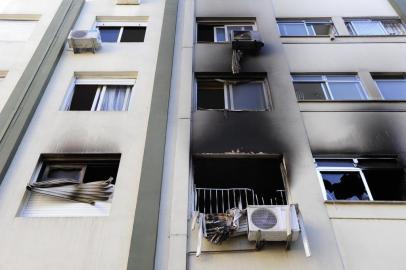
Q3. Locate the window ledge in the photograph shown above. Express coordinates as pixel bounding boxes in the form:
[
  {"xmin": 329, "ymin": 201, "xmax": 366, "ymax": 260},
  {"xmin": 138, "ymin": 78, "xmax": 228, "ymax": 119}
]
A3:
[{"xmin": 325, "ymin": 200, "xmax": 406, "ymax": 205}]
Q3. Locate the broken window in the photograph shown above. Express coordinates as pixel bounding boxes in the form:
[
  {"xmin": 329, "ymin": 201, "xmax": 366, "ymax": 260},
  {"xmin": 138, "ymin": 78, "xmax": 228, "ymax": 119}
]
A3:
[
  {"xmin": 316, "ymin": 158, "xmax": 406, "ymax": 201},
  {"xmin": 195, "ymin": 76, "xmax": 270, "ymax": 110},
  {"xmin": 196, "ymin": 20, "xmax": 256, "ymax": 42},
  {"xmin": 192, "ymin": 156, "xmax": 287, "ymax": 214},
  {"xmin": 63, "ymin": 78, "xmax": 134, "ymax": 111},
  {"xmin": 373, "ymin": 73, "xmax": 406, "ymax": 100},
  {"xmin": 345, "ymin": 18, "xmax": 406, "ymax": 36},
  {"xmin": 292, "ymin": 75, "xmax": 367, "ymax": 101},
  {"xmin": 96, "ymin": 21, "xmax": 146, "ymax": 42},
  {"xmin": 277, "ymin": 19, "xmax": 336, "ymax": 36},
  {"xmin": 20, "ymin": 154, "xmax": 121, "ymax": 217}
]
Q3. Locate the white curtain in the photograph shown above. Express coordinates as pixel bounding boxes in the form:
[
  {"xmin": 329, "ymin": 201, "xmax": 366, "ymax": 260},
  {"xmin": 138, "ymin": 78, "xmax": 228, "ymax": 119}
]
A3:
[{"xmin": 101, "ymin": 85, "xmax": 128, "ymax": 111}]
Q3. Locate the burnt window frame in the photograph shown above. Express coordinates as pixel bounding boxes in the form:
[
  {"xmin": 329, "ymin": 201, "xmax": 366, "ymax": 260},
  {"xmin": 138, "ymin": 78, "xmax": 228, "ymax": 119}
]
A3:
[
  {"xmin": 315, "ymin": 157, "xmax": 406, "ymax": 202},
  {"xmin": 194, "ymin": 75, "xmax": 272, "ymax": 111},
  {"xmin": 196, "ymin": 19, "xmax": 257, "ymax": 43},
  {"xmin": 95, "ymin": 21, "xmax": 147, "ymax": 43},
  {"xmin": 61, "ymin": 77, "xmax": 135, "ymax": 111}
]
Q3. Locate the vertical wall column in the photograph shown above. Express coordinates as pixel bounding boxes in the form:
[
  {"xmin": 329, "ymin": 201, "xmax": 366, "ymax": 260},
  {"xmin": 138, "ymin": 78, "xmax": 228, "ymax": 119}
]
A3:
[
  {"xmin": 389, "ymin": 0, "xmax": 406, "ymax": 21},
  {"xmin": 0, "ymin": 0, "xmax": 84, "ymax": 183}
]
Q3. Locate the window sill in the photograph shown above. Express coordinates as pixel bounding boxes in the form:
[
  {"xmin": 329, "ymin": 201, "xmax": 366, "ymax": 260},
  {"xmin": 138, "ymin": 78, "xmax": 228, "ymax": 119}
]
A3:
[
  {"xmin": 195, "ymin": 109, "xmax": 270, "ymax": 112},
  {"xmin": 298, "ymin": 101, "xmax": 406, "ymax": 112},
  {"xmin": 325, "ymin": 200, "xmax": 406, "ymax": 205}
]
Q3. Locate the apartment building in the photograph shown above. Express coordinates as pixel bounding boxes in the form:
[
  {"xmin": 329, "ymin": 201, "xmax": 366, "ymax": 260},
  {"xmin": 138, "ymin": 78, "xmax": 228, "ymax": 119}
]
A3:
[{"xmin": 0, "ymin": 0, "xmax": 406, "ymax": 269}]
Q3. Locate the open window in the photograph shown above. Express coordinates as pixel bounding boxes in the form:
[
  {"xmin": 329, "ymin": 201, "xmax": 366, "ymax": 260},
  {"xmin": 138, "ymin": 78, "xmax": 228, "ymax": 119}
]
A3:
[
  {"xmin": 62, "ymin": 78, "xmax": 134, "ymax": 111},
  {"xmin": 196, "ymin": 19, "xmax": 256, "ymax": 42},
  {"xmin": 316, "ymin": 158, "xmax": 406, "ymax": 201},
  {"xmin": 20, "ymin": 154, "xmax": 121, "ymax": 217},
  {"xmin": 192, "ymin": 156, "xmax": 287, "ymax": 214},
  {"xmin": 96, "ymin": 21, "xmax": 146, "ymax": 42},
  {"xmin": 345, "ymin": 18, "xmax": 406, "ymax": 36},
  {"xmin": 277, "ymin": 19, "xmax": 336, "ymax": 37},
  {"xmin": 195, "ymin": 74, "xmax": 271, "ymax": 111}
]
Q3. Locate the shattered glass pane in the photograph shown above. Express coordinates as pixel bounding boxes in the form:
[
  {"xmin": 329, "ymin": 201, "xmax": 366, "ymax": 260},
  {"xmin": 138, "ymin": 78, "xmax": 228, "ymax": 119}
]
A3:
[{"xmin": 321, "ymin": 171, "xmax": 370, "ymax": 200}]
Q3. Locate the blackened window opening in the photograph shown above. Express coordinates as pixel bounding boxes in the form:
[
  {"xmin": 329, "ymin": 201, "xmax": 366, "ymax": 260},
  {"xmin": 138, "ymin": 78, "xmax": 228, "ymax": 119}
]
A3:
[
  {"xmin": 197, "ymin": 24, "xmax": 215, "ymax": 42},
  {"xmin": 69, "ymin": 85, "xmax": 98, "ymax": 110},
  {"xmin": 121, "ymin": 27, "xmax": 146, "ymax": 42},
  {"xmin": 193, "ymin": 157, "xmax": 287, "ymax": 214}
]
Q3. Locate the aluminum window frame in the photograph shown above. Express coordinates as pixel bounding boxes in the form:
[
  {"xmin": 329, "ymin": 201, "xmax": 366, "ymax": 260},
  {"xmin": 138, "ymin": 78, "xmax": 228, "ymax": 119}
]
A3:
[
  {"xmin": 315, "ymin": 158, "xmax": 374, "ymax": 201},
  {"xmin": 277, "ymin": 19, "xmax": 335, "ymax": 36},
  {"xmin": 292, "ymin": 75, "xmax": 368, "ymax": 101},
  {"xmin": 62, "ymin": 78, "xmax": 135, "ymax": 111},
  {"xmin": 212, "ymin": 23, "xmax": 257, "ymax": 42},
  {"xmin": 346, "ymin": 19, "xmax": 388, "ymax": 36},
  {"xmin": 95, "ymin": 21, "xmax": 147, "ymax": 43}
]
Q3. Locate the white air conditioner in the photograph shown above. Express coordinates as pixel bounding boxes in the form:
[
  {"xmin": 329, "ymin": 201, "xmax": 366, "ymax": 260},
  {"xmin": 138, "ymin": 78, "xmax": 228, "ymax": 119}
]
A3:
[
  {"xmin": 68, "ymin": 29, "xmax": 101, "ymax": 54},
  {"xmin": 247, "ymin": 205, "xmax": 300, "ymax": 242},
  {"xmin": 116, "ymin": 0, "xmax": 140, "ymax": 4}
]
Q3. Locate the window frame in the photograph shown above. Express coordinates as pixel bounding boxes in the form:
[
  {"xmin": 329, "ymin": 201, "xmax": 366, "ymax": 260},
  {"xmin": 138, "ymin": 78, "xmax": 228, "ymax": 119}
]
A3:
[
  {"xmin": 62, "ymin": 78, "xmax": 135, "ymax": 111},
  {"xmin": 346, "ymin": 19, "xmax": 388, "ymax": 36},
  {"xmin": 196, "ymin": 21, "xmax": 257, "ymax": 43},
  {"xmin": 41, "ymin": 164, "xmax": 87, "ymax": 183},
  {"xmin": 277, "ymin": 19, "xmax": 336, "ymax": 37},
  {"xmin": 374, "ymin": 78, "xmax": 406, "ymax": 100},
  {"xmin": 194, "ymin": 78, "xmax": 271, "ymax": 111},
  {"xmin": 292, "ymin": 74, "xmax": 368, "ymax": 101},
  {"xmin": 95, "ymin": 21, "xmax": 147, "ymax": 43}
]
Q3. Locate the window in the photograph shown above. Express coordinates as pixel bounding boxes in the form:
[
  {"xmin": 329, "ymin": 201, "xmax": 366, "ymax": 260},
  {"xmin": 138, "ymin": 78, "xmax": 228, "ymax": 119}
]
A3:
[
  {"xmin": 20, "ymin": 154, "xmax": 121, "ymax": 217},
  {"xmin": 316, "ymin": 158, "xmax": 406, "ymax": 201},
  {"xmin": 192, "ymin": 156, "xmax": 287, "ymax": 214},
  {"xmin": 292, "ymin": 75, "xmax": 367, "ymax": 101},
  {"xmin": 345, "ymin": 19, "xmax": 406, "ymax": 36},
  {"xmin": 373, "ymin": 74, "xmax": 406, "ymax": 100},
  {"xmin": 0, "ymin": 19, "xmax": 37, "ymax": 41},
  {"xmin": 197, "ymin": 21, "xmax": 256, "ymax": 42},
  {"xmin": 96, "ymin": 22, "xmax": 146, "ymax": 42},
  {"xmin": 196, "ymin": 76, "xmax": 270, "ymax": 110},
  {"xmin": 277, "ymin": 19, "xmax": 336, "ymax": 36},
  {"xmin": 62, "ymin": 78, "xmax": 134, "ymax": 111}
]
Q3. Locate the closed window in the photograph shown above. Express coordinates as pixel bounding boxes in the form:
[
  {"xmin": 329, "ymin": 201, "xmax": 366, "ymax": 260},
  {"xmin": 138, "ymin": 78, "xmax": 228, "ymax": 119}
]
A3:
[
  {"xmin": 292, "ymin": 75, "xmax": 367, "ymax": 101},
  {"xmin": 196, "ymin": 77, "xmax": 270, "ymax": 110},
  {"xmin": 316, "ymin": 158, "xmax": 406, "ymax": 201},
  {"xmin": 20, "ymin": 154, "xmax": 121, "ymax": 217},
  {"xmin": 346, "ymin": 19, "xmax": 406, "ymax": 36},
  {"xmin": 197, "ymin": 21, "xmax": 256, "ymax": 42},
  {"xmin": 62, "ymin": 78, "xmax": 134, "ymax": 111},
  {"xmin": 277, "ymin": 19, "xmax": 336, "ymax": 36},
  {"xmin": 96, "ymin": 22, "xmax": 146, "ymax": 42},
  {"xmin": 373, "ymin": 74, "xmax": 406, "ymax": 100}
]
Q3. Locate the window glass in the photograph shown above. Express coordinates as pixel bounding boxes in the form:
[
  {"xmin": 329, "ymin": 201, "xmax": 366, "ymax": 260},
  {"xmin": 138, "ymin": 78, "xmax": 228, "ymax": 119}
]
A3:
[
  {"xmin": 351, "ymin": 21, "xmax": 386, "ymax": 35},
  {"xmin": 316, "ymin": 159, "xmax": 355, "ymax": 167},
  {"xmin": 311, "ymin": 23, "xmax": 332, "ymax": 35},
  {"xmin": 232, "ymin": 82, "xmax": 267, "ymax": 110},
  {"xmin": 99, "ymin": 27, "xmax": 121, "ymax": 42},
  {"xmin": 101, "ymin": 85, "xmax": 130, "ymax": 111},
  {"xmin": 328, "ymin": 82, "xmax": 366, "ymax": 100},
  {"xmin": 292, "ymin": 75, "xmax": 323, "ymax": 81},
  {"xmin": 294, "ymin": 82, "xmax": 327, "ymax": 100},
  {"xmin": 320, "ymin": 171, "xmax": 370, "ymax": 200},
  {"xmin": 278, "ymin": 23, "xmax": 308, "ymax": 36},
  {"xmin": 325, "ymin": 75, "xmax": 358, "ymax": 81},
  {"xmin": 120, "ymin": 26, "xmax": 146, "ymax": 42},
  {"xmin": 376, "ymin": 81, "xmax": 406, "ymax": 100},
  {"xmin": 215, "ymin": 27, "xmax": 226, "ymax": 42}
]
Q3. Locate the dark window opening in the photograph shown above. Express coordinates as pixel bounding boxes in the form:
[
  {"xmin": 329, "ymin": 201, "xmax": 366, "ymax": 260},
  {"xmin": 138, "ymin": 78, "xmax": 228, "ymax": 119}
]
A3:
[
  {"xmin": 197, "ymin": 80, "xmax": 225, "ymax": 109},
  {"xmin": 293, "ymin": 82, "xmax": 326, "ymax": 100},
  {"xmin": 197, "ymin": 24, "xmax": 215, "ymax": 42},
  {"xmin": 99, "ymin": 27, "xmax": 121, "ymax": 42},
  {"xmin": 69, "ymin": 84, "xmax": 98, "ymax": 111},
  {"xmin": 321, "ymin": 172, "xmax": 369, "ymax": 200},
  {"xmin": 120, "ymin": 26, "xmax": 146, "ymax": 42},
  {"xmin": 193, "ymin": 157, "xmax": 287, "ymax": 214},
  {"xmin": 311, "ymin": 23, "xmax": 332, "ymax": 35}
]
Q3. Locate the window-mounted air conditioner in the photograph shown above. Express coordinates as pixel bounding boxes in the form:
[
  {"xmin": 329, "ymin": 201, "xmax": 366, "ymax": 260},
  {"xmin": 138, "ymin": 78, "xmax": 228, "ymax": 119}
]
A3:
[
  {"xmin": 116, "ymin": 0, "xmax": 141, "ymax": 4},
  {"xmin": 247, "ymin": 205, "xmax": 300, "ymax": 242},
  {"xmin": 68, "ymin": 29, "xmax": 101, "ymax": 54},
  {"xmin": 231, "ymin": 30, "xmax": 264, "ymax": 54}
]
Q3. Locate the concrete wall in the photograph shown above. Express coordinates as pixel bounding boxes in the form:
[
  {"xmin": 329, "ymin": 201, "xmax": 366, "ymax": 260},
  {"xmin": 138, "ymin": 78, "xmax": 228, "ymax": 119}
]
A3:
[{"xmin": 0, "ymin": 0, "xmax": 165, "ymax": 269}]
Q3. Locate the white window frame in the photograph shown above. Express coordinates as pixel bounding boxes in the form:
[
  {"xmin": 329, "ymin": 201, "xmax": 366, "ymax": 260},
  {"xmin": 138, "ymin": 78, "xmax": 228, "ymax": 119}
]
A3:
[
  {"xmin": 277, "ymin": 19, "xmax": 335, "ymax": 36},
  {"xmin": 315, "ymin": 158, "xmax": 374, "ymax": 201},
  {"xmin": 292, "ymin": 75, "xmax": 367, "ymax": 100},
  {"xmin": 374, "ymin": 78, "xmax": 406, "ymax": 100},
  {"xmin": 346, "ymin": 19, "xmax": 388, "ymax": 36},
  {"xmin": 95, "ymin": 21, "xmax": 147, "ymax": 43},
  {"xmin": 213, "ymin": 23, "xmax": 257, "ymax": 42},
  {"xmin": 194, "ymin": 79, "xmax": 271, "ymax": 111},
  {"xmin": 62, "ymin": 78, "xmax": 135, "ymax": 111}
]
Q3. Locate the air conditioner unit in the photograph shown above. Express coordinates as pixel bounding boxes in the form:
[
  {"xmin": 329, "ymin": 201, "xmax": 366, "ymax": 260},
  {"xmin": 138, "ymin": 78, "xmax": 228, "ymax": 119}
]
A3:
[
  {"xmin": 68, "ymin": 29, "xmax": 101, "ymax": 54},
  {"xmin": 231, "ymin": 30, "xmax": 264, "ymax": 54},
  {"xmin": 247, "ymin": 205, "xmax": 300, "ymax": 242},
  {"xmin": 116, "ymin": 0, "xmax": 140, "ymax": 4}
]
